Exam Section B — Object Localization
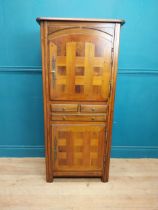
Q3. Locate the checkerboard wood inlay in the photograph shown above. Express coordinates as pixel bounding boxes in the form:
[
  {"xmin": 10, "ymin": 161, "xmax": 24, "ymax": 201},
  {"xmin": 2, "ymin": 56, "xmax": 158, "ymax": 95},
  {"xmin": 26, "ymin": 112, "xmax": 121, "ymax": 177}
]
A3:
[
  {"xmin": 49, "ymin": 40, "xmax": 112, "ymax": 101},
  {"xmin": 52, "ymin": 125, "xmax": 105, "ymax": 171}
]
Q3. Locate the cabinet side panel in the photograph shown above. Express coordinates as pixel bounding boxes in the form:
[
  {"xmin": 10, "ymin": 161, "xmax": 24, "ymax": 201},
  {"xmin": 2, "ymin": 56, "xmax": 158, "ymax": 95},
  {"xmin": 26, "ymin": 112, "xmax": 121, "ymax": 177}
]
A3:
[
  {"xmin": 102, "ymin": 23, "xmax": 121, "ymax": 182},
  {"xmin": 40, "ymin": 21, "xmax": 53, "ymax": 182}
]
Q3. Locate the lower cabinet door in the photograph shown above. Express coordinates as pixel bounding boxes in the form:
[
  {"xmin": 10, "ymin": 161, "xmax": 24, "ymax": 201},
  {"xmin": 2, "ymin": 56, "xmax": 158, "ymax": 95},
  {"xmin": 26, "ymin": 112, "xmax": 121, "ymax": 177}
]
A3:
[{"xmin": 50, "ymin": 123, "xmax": 106, "ymax": 172}]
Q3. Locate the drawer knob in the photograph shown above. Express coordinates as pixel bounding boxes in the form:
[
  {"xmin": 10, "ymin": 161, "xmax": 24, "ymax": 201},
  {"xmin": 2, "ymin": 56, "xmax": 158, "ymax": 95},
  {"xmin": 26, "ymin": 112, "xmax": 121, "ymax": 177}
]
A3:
[
  {"xmin": 62, "ymin": 116, "xmax": 66, "ymax": 120},
  {"xmin": 91, "ymin": 108, "xmax": 95, "ymax": 111},
  {"xmin": 91, "ymin": 117, "xmax": 95, "ymax": 121}
]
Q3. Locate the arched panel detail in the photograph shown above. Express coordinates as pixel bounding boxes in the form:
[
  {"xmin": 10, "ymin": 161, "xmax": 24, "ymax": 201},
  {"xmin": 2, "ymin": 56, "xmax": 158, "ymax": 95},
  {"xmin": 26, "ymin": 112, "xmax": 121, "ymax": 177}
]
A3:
[
  {"xmin": 48, "ymin": 26, "xmax": 113, "ymax": 37},
  {"xmin": 48, "ymin": 28, "xmax": 113, "ymax": 42},
  {"xmin": 48, "ymin": 27, "xmax": 113, "ymax": 101}
]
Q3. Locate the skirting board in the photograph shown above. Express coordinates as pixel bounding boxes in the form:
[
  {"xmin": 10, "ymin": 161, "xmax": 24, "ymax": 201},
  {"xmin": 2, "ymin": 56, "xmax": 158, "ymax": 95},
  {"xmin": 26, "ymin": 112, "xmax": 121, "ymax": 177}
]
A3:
[
  {"xmin": 0, "ymin": 66, "xmax": 158, "ymax": 74},
  {"xmin": 0, "ymin": 145, "xmax": 158, "ymax": 158}
]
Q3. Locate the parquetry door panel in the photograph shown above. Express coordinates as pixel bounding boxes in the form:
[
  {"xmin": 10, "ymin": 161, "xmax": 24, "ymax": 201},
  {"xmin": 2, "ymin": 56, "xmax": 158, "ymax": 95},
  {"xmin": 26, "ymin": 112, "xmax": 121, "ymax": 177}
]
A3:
[
  {"xmin": 48, "ymin": 28, "xmax": 113, "ymax": 101},
  {"xmin": 51, "ymin": 124, "xmax": 105, "ymax": 171}
]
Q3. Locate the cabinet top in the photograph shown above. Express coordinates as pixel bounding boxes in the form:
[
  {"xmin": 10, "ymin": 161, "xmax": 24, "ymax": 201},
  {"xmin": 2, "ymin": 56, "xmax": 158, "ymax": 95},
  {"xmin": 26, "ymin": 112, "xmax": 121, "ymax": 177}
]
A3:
[{"xmin": 36, "ymin": 17, "xmax": 125, "ymax": 25}]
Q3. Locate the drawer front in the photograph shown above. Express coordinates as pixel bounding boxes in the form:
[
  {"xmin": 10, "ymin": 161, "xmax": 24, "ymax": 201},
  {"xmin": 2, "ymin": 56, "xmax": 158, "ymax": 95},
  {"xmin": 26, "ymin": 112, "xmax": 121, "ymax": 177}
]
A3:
[
  {"xmin": 50, "ymin": 104, "xmax": 78, "ymax": 112},
  {"xmin": 51, "ymin": 114, "xmax": 106, "ymax": 122},
  {"xmin": 81, "ymin": 105, "xmax": 107, "ymax": 113}
]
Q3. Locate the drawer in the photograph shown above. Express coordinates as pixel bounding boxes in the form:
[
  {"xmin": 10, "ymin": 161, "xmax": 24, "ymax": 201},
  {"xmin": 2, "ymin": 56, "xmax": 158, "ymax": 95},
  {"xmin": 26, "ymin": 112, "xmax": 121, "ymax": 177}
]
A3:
[
  {"xmin": 50, "ymin": 104, "xmax": 78, "ymax": 112},
  {"xmin": 80, "ymin": 104, "xmax": 107, "ymax": 113},
  {"xmin": 50, "ymin": 114, "xmax": 106, "ymax": 122}
]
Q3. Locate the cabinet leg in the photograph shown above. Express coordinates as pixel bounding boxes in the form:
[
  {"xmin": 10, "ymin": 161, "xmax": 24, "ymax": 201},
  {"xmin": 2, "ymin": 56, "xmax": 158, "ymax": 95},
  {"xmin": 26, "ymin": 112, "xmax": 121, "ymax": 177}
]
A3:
[
  {"xmin": 46, "ymin": 174, "xmax": 53, "ymax": 182},
  {"xmin": 101, "ymin": 163, "xmax": 109, "ymax": 182},
  {"xmin": 101, "ymin": 175, "xmax": 108, "ymax": 182},
  {"xmin": 45, "ymin": 155, "xmax": 53, "ymax": 182}
]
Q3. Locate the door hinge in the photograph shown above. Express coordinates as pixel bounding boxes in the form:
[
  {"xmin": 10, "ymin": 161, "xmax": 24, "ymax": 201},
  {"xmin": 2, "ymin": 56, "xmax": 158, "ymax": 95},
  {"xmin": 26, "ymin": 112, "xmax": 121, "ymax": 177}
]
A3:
[
  {"xmin": 54, "ymin": 137, "xmax": 57, "ymax": 161},
  {"xmin": 111, "ymin": 47, "xmax": 114, "ymax": 67},
  {"xmin": 103, "ymin": 131, "xmax": 108, "ymax": 163},
  {"xmin": 105, "ymin": 130, "xmax": 108, "ymax": 150},
  {"xmin": 108, "ymin": 80, "xmax": 112, "ymax": 98}
]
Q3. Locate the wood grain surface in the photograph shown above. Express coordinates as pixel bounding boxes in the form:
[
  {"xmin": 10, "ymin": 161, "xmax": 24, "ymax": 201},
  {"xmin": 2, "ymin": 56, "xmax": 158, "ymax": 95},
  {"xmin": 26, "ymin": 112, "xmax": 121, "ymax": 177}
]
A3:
[{"xmin": 39, "ymin": 19, "xmax": 124, "ymax": 182}]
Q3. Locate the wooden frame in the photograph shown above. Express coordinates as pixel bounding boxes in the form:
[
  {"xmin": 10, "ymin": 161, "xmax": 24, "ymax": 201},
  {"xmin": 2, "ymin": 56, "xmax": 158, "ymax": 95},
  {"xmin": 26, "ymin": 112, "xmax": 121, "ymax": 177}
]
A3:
[{"xmin": 38, "ymin": 18, "xmax": 124, "ymax": 182}]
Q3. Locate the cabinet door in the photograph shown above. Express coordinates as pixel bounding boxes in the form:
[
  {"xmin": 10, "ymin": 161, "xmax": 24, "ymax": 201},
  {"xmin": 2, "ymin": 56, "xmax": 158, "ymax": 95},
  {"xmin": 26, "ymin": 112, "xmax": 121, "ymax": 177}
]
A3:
[
  {"xmin": 48, "ymin": 27, "xmax": 113, "ymax": 101},
  {"xmin": 51, "ymin": 124, "xmax": 105, "ymax": 172}
]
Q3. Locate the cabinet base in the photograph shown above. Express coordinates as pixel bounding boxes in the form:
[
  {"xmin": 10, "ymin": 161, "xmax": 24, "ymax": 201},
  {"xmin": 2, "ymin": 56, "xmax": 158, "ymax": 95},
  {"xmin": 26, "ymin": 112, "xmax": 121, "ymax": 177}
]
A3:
[
  {"xmin": 45, "ymin": 171, "xmax": 109, "ymax": 183},
  {"xmin": 46, "ymin": 176, "xmax": 108, "ymax": 183}
]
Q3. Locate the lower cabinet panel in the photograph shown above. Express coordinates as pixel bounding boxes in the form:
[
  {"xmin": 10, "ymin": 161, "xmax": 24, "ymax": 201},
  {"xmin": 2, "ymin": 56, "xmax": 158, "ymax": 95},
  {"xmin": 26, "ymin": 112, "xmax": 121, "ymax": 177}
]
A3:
[{"xmin": 50, "ymin": 123, "xmax": 106, "ymax": 173}]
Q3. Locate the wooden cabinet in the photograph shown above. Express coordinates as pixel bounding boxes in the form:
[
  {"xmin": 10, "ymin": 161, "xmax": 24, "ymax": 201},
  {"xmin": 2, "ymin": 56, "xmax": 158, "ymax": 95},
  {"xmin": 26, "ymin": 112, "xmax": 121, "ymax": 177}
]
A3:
[{"xmin": 37, "ymin": 17, "xmax": 124, "ymax": 182}]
